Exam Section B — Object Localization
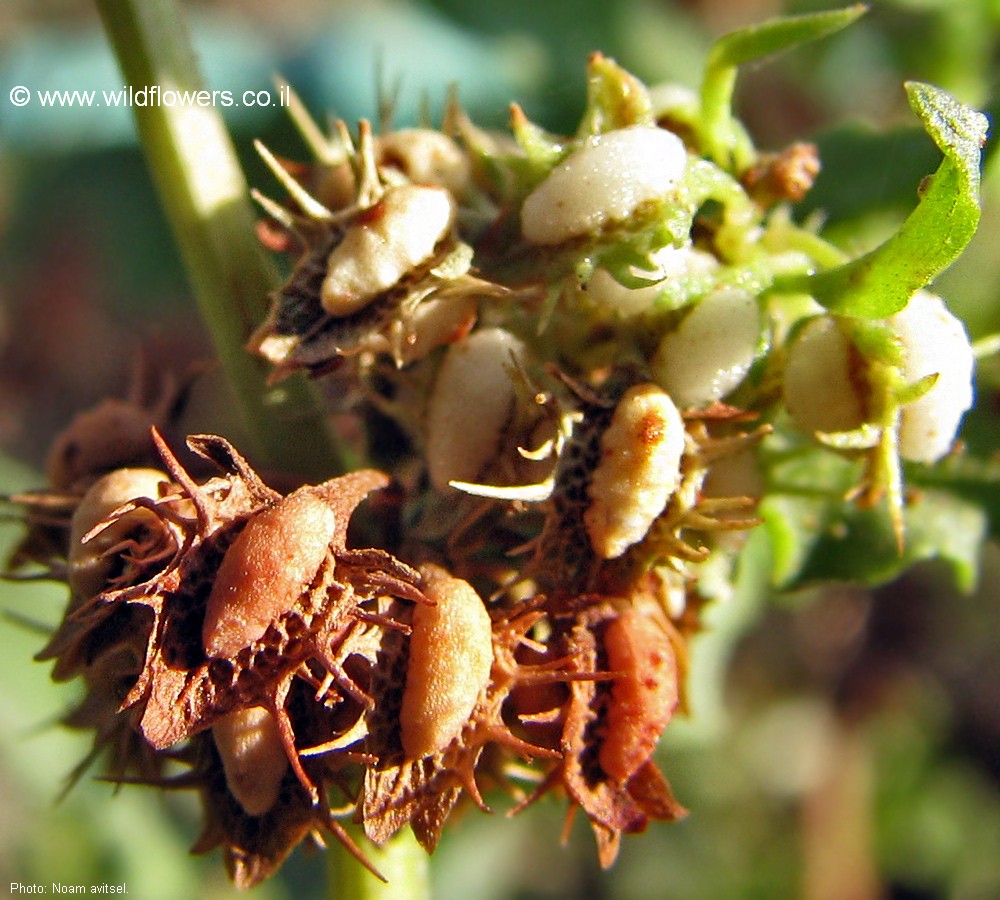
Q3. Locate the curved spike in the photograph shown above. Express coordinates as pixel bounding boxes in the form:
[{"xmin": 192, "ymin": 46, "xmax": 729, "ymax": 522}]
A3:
[
  {"xmin": 449, "ymin": 477, "xmax": 556, "ymax": 503},
  {"xmin": 151, "ymin": 427, "xmax": 214, "ymax": 528},
  {"xmin": 184, "ymin": 433, "xmax": 278, "ymax": 501}
]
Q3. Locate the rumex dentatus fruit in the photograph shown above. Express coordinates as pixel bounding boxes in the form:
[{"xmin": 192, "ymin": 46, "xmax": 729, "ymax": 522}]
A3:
[
  {"xmin": 13, "ymin": 33, "xmax": 986, "ymax": 891},
  {"xmin": 31, "ymin": 429, "xmax": 432, "ymax": 884}
]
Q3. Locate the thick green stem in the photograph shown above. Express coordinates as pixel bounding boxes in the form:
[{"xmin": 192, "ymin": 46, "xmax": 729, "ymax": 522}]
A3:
[
  {"xmin": 94, "ymin": 0, "xmax": 346, "ymax": 479},
  {"xmin": 329, "ymin": 828, "xmax": 430, "ymax": 900}
]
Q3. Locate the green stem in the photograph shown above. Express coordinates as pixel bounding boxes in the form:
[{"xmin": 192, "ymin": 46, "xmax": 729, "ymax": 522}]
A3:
[
  {"xmin": 329, "ymin": 828, "xmax": 430, "ymax": 900},
  {"xmin": 94, "ymin": 0, "xmax": 347, "ymax": 479}
]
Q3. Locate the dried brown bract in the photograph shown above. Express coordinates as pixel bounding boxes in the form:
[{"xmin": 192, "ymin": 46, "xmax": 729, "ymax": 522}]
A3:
[
  {"xmin": 29, "ymin": 429, "xmax": 439, "ymax": 884},
  {"xmin": 520, "ymin": 600, "xmax": 687, "ymax": 867}
]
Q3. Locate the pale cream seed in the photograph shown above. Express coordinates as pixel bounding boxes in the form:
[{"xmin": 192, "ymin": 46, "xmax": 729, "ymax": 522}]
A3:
[
  {"xmin": 584, "ymin": 383, "xmax": 685, "ymax": 559},
  {"xmin": 321, "ymin": 184, "xmax": 456, "ymax": 316},
  {"xmin": 212, "ymin": 706, "xmax": 289, "ymax": 816},
  {"xmin": 521, "ymin": 125, "xmax": 687, "ymax": 245}
]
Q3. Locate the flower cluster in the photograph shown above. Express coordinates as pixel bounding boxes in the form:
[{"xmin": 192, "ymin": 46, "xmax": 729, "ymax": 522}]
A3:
[{"xmin": 9, "ymin": 30, "xmax": 984, "ymax": 889}]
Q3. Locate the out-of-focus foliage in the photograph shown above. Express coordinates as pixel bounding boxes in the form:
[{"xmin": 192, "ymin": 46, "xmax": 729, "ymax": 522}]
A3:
[{"xmin": 2, "ymin": 1, "xmax": 1000, "ymax": 898}]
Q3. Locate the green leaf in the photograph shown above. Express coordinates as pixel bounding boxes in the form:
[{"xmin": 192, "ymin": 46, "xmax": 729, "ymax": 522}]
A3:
[
  {"xmin": 795, "ymin": 83, "xmax": 988, "ymax": 318},
  {"xmin": 909, "ymin": 453, "xmax": 1000, "ymax": 544},
  {"xmin": 708, "ymin": 3, "xmax": 868, "ymax": 69},
  {"xmin": 698, "ymin": 4, "xmax": 868, "ymax": 170},
  {"xmin": 759, "ymin": 436, "xmax": 986, "ymax": 592}
]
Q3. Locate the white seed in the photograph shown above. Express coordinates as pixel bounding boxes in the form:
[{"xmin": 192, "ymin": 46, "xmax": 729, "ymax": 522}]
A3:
[
  {"xmin": 783, "ymin": 316, "xmax": 867, "ymax": 436},
  {"xmin": 212, "ymin": 706, "xmax": 289, "ymax": 816},
  {"xmin": 68, "ymin": 467, "xmax": 167, "ymax": 600},
  {"xmin": 652, "ymin": 288, "xmax": 761, "ymax": 407},
  {"xmin": 364, "ymin": 295, "xmax": 477, "ymax": 366},
  {"xmin": 425, "ymin": 327, "xmax": 527, "ymax": 491},
  {"xmin": 521, "ymin": 125, "xmax": 687, "ymax": 245},
  {"xmin": 400, "ymin": 563, "xmax": 493, "ymax": 760},
  {"xmin": 889, "ymin": 290, "xmax": 974, "ymax": 463},
  {"xmin": 377, "ymin": 129, "xmax": 471, "ymax": 196},
  {"xmin": 585, "ymin": 383, "xmax": 685, "ymax": 559},
  {"xmin": 321, "ymin": 184, "xmax": 455, "ymax": 316}
]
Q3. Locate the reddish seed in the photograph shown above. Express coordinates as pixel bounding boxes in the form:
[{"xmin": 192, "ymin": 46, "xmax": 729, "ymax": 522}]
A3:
[{"xmin": 598, "ymin": 608, "xmax": 679, "ymax": 784}]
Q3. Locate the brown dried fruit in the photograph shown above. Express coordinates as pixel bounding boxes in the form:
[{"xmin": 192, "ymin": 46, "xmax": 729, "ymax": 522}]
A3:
[
  {"xmin": 598, "ymin": 608, "xmax": 679, "ymax": 784},
  {"xmin": 400, "ymin": 563, "xmax": 493, "ymax": 760},
  {"xmin": 202, "ymin": 488, "xmax": 339, "ymax": 658}
]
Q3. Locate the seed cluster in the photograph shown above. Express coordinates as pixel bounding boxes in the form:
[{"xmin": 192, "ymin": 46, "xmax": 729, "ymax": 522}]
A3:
[{"xmin": 8, "ymin": 49, "xmax": 978, "ymax": 888}]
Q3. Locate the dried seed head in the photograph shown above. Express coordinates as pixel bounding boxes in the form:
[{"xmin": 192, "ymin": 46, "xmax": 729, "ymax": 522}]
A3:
[
  {"xmin": 889, "ymin": 290, "xmax": 974, "ymax": 463},
  {"xmin": 212, "ymin": 706, "xmax": 290, "ymax": 817},
  {"xmin": 46, "ymin": 399, "xmax": 162, "ymax": 492},
  {"xmin": 554, "ymin": 602, "xmax": 687, "ymax": 868},
  {"xmin": 68, "ymin": 467, "xmax": 170, "ymax": 601},
  {"xmin": 742, "ymin": 142, "xmax": 821, "ymax": 206},
  {"xmin": 585, "ymin": 383, "xmax": 685, "ymax": 559},
  {"xmin": 783, "ymin": 316, "xmax": 867, "ymax": 436},
  {"xmin": 400, "ymin": 563, "xmax": 493, "ymax": 760},
  {"xmin": 425, "ymin": 327, "xmax": 527, "ymax": 491},
  {"xmin": 652, "ymin": 288, "xmax": 761, "ymax": 407},
  {"xmin": 202, "ymin": 487, "xmax": 339, "ymax": 659},
  {"xmin": 520, "ymin": 125, "xmax": 687, "ymax": 245},
  {"xmin": 599, "ymin": 608, "xmax": 679, "ymax": 783},
  {"xmin": 321, "ymin": 184, "xmax": 456, "ymax": 316}
]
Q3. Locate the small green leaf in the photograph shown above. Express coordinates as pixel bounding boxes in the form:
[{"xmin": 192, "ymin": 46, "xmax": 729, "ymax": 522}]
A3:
[
  {"xmin": 698, "ymin": 5, "xmax": 868, "ymax": 170},
  {"xmin": 759, "ymin": 434, "xmax": 986, "ymax": 591},
  {"xmin": 786, "ymin": 490, "xmax": 984, "ymax": 592},
  {"xmin": 708, "ymin": 3, "xmax": 868, "ymax": 69},
  {"xmin": 797, "ymin": 83, "xmax": 988, "ymax": 318}
]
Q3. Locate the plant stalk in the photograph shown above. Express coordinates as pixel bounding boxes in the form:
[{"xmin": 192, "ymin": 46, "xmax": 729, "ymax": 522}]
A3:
[
  {"xmin": 329, "ymin": 827, "xmax": 430, "ymax": 900},
  {"xmin": 94, "ymin": 0, "xmax": 347, "ymax": 479}
]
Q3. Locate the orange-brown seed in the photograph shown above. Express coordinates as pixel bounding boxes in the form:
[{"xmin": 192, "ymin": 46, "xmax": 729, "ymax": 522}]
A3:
[
  {"xmin": 202, "ymin": 489, "xmax": 336, "ymax": 658},
  {"xmin": 400, "ymin": 563, "xmax": 493, "ymax": 760},
  {"xmin": 598, "ymin": 608, "xmax": 679, "ymax": 784}
]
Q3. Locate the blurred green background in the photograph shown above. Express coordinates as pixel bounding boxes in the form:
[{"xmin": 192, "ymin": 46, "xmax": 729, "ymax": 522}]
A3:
[{"xmin": 2, "ymin": 1, "xmax": 1000, "ymax": 897}]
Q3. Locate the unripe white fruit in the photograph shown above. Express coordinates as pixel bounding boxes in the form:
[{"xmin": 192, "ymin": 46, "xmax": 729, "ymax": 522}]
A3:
[
  {"xmin": 377, "ymin": 129, "xmax": 471, "ymax": 196},
  {"xmin": 583, "ymin": 243, "xmax": 718, "ymax": 317},
  {"xmin": 68, "ymin": 467, "xmax": 167, "ymax": 600},
  {"xmin": 652, "ymin": 288, "xmax": 761, "ymax": 407},
  {"xmin": 426, "ymin": 327, "xmax": 527, "ymax": 491},
  {"xmin": 321, "ymin": 184, "xmax": 455, "ymax": 316},
  {"xmin": 890, "ymin": 290, "xmax": 974, "ymax": 463},
  {"xmin": 521, "ymin": 125, "xmax": 687, "ymax": 245},
  {"xmin": 585, "ymin": 383, "xmax": 685, "ymax": 559},
  {"xmin": 213, "ymin": 706, "xmax": 289, "ymax": 816},
  {"xmin": 783, "ymin": 316, "xmax": 866, "ymax": 436}
]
